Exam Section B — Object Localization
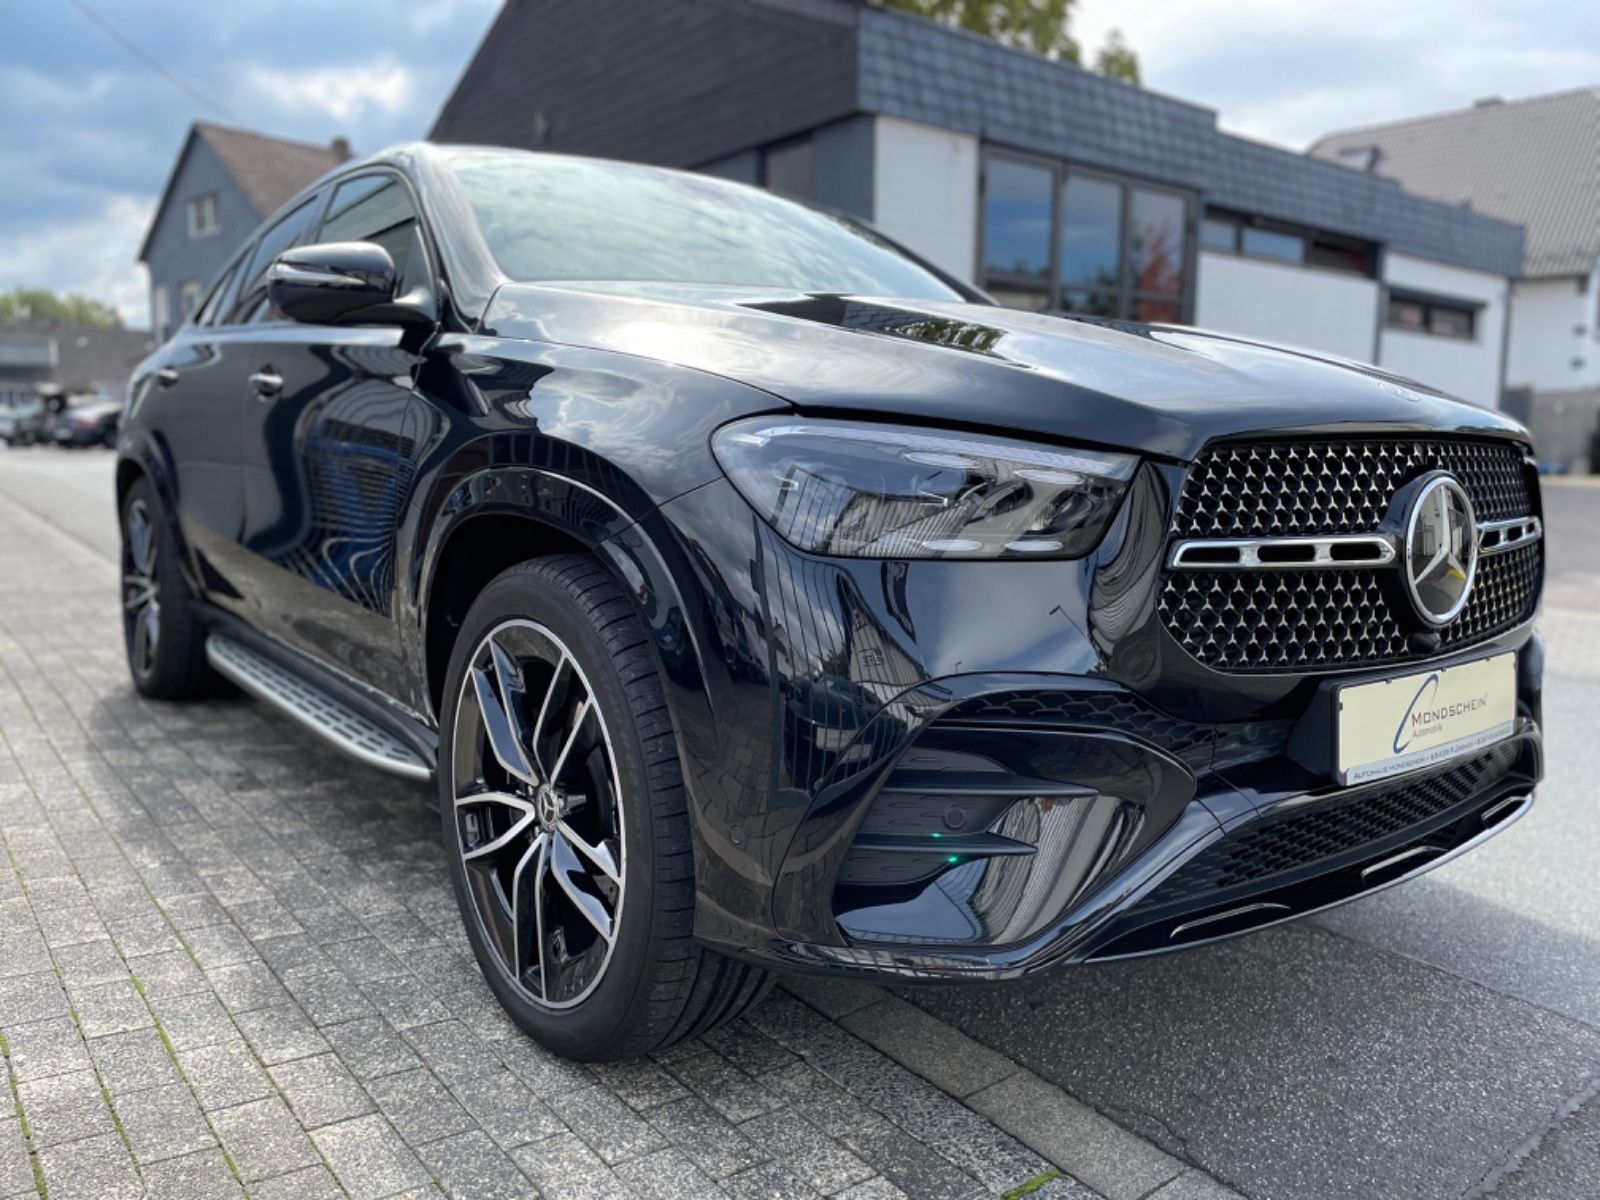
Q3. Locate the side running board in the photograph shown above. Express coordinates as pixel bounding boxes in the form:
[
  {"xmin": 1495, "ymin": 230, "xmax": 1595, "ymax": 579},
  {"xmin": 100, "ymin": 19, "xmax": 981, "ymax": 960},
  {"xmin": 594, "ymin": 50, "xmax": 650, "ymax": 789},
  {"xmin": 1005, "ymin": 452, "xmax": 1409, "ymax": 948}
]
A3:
[{"xmin": 205, "ymin": 635, "xmax": 431, "ymax": 781}]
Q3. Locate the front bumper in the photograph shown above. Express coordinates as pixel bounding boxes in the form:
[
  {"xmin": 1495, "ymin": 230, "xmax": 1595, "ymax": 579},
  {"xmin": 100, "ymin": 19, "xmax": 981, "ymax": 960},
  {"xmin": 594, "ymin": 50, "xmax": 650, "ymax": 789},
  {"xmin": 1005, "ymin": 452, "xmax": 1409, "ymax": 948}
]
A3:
[
  {"xmin": 651, "ymin": 458, "xmax": 1545, "ymax": 982},
  {"xmin": 753, "ymin": 710, "xmax": 1539, "ymax": 981}
]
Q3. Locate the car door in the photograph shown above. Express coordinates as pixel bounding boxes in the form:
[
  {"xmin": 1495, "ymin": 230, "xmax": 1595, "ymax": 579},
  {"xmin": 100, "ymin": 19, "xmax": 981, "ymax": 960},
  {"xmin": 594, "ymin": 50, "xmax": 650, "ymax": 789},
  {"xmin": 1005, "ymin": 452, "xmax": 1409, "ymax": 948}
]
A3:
[
  {"xmin": 235, "ymin": 171, "xmax": 439, "ymax": 699},
  {"xmin": 136, "ymin": 247, "xmax": 257, "ymax": 618}
]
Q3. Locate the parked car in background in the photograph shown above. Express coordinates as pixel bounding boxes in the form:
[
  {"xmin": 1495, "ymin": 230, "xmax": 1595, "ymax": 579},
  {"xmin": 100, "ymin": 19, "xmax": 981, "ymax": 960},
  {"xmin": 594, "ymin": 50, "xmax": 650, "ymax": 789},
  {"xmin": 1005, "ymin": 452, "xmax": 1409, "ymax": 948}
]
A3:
[
  {"xmin": 52, "ymin": 399, "xmax": 122, "ymax": 448},
  {"xmin": 0, "ymin": 396, "xmax": 47, "ymax": 446},
  {"xmin": 116, "ymin": 144, "xmax": 1545, "ymax": 1061}
]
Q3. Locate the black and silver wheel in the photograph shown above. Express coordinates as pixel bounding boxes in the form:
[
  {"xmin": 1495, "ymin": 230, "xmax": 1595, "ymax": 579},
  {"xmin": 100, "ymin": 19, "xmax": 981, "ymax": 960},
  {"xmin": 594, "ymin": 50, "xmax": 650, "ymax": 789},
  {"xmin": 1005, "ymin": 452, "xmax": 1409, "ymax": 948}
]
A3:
[
  {"xmin": 119, "ymin": 477, "xmax": 212, "ymax": 699},
  {"xmin": 123, "ymin": 498, "xmax": 162, "ymax": 680},
  {"xmin": 451, "ymin": 618, "xmax": 625, "ymax": 1009},
  {"xmin": 440, "ymin": 555, "xmax": 771, "ymax": 1060}
]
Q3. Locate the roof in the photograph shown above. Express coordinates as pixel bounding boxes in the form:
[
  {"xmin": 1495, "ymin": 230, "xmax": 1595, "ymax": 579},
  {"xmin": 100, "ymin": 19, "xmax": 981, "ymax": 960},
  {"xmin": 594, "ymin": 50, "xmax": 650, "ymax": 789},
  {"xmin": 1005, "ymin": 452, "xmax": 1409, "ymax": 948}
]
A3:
[
  {"xmin": 138, "ymin": 122, "xmax": 351, "ymax": 262},
  {"xmin": 196, "ymin": 122, "xmax": 350, "ymax": 216},
  {"xmin": 1310, "ymin": 89, "xmax": 1600, "ymax": 278}
]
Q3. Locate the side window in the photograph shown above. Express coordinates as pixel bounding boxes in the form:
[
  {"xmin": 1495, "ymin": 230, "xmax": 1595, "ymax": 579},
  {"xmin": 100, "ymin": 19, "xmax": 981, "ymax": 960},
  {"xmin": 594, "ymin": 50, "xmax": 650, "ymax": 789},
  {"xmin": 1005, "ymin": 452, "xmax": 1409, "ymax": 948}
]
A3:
[
  {"xmin": 229, "ymin": 196, "xmax": 322, "ymax": 323},
  {"xmin": 318, "ymin": 175, "xmax": 426, "ymax": 291},
  {"xmin": 194, "ymin": 255, "xmax": 243, "ymax": 327}
]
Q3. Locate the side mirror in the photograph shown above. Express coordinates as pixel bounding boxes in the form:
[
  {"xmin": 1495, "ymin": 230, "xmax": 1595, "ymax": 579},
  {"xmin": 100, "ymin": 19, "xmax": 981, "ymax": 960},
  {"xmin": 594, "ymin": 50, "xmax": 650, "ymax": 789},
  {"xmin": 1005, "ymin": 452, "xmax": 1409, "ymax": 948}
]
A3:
[{"xmin": 268, "ymin": 241, "xmax": 429, "ymax": 327}]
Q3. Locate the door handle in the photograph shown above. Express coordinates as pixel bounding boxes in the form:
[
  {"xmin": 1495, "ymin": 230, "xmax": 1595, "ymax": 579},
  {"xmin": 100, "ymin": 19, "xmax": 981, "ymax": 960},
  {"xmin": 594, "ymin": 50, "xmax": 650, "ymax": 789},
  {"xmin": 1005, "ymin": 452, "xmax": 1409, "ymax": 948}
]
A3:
[
  {"xmin": 249, "ymin": 370, "xmax": 283, "ymax": 397},
  {"xmin": 154, "ymin": 367, "xmax": 179, "ymax": 387}
]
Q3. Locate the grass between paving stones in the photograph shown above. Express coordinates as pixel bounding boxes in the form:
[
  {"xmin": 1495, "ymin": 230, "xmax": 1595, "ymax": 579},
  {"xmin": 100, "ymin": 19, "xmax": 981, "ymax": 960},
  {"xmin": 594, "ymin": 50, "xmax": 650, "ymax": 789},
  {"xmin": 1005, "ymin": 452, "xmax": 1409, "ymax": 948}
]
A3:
[
  {"xmin": 3, "ymin": 657, "xmax": 444, "ymax": 1198},
  {"xmin": 3, "ymin": 843, "xmax": 51, "ymax": 1199},
  {"xmin": 1, "ymin": 1000, "xmax": 51, "ymax": 1199},
  {"xmin": 1003, "ymin": 1168, "xmax": 1064, "ymax": 1199}
]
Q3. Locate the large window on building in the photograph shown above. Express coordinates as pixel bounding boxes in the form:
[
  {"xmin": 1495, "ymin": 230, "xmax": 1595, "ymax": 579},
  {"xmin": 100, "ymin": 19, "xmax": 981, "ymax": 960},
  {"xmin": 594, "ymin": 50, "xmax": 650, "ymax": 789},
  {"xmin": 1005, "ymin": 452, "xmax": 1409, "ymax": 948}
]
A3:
[
  {"xmin": 1203, "ymin": 208, "xmax": 1375, "ymax": 278},
  {"xmin": 981, "ymin": 158, "xmax": 1053, "ymax": 309},
  {"xmin": 981, "ymin": 151, "xmax": 1194, "ymax": 321}
]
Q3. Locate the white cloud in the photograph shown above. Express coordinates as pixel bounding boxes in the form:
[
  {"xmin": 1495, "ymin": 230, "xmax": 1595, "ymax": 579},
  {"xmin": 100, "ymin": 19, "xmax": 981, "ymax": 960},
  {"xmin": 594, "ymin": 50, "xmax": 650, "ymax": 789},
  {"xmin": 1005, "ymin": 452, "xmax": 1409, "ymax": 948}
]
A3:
[
  {"xmin": 404, "ymin": 0, "xmax": 497, "ymax": 35},
  {"xmin": 1073, "ymin": 0, "xmax": 1600, "ymax": 148},
  {"xmin": 242, "ymin": 60, "xmax": 415, "ymax": 123},
  {"xmin": 0, "ymin": 194, "xmax": 152, "ymax": 327}
]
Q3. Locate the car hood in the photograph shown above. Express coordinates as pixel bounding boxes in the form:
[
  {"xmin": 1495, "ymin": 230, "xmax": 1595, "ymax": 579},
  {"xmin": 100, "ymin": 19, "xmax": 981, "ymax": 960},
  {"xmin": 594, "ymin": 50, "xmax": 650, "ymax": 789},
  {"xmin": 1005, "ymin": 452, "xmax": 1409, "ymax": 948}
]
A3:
[{"xmin": 481, "ymin": 282, "xmax": 1529, "ymax": 461}]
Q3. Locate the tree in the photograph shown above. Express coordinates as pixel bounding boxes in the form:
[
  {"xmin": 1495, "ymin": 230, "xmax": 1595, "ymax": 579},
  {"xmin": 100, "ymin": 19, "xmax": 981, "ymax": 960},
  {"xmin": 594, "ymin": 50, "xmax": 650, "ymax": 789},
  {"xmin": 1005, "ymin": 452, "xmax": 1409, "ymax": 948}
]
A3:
[
  {"xmin": 1094, "ymin": 29, "xmax": 1141, "ymax": 85},
  {"xmin": 877, "ymin": 0, "xmax": 1081, "ymax": 62},
  {"xmin": 0, "ymin": 288, "xmax": 123, "ymax": 328},
  {"xmin": 875, "ymin": 2, "xmax": 1141, "ymax": 83}
]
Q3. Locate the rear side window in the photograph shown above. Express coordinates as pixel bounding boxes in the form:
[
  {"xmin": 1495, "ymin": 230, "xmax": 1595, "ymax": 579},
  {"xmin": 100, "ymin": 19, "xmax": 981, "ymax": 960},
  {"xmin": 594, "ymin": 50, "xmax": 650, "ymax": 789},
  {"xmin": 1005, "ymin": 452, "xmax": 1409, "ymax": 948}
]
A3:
[
  {"xmin": 230, "ymin": 196, "xmax": 321, "ymax": 323},
  {"xmin": 319, "ymin": 174, "xmax": 426, "ymax": 291}
]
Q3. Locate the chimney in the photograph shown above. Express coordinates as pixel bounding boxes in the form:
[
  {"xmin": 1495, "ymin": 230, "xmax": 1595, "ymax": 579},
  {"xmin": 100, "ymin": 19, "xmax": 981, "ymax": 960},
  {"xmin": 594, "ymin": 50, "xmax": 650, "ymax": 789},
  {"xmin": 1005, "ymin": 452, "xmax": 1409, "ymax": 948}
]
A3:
[
  {"xmin": 1473, "ymin": 96, "xmax": 1504, "ymax": 108},
  {"xmin": 329, "ymin": 136, "xmax": 352, "ymax": 161}
]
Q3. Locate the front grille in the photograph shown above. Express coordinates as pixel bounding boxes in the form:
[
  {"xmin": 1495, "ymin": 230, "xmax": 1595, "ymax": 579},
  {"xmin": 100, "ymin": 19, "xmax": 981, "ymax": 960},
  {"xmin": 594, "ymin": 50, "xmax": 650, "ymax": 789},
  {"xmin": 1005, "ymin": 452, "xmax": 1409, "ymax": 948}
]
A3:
[
  {"xmin": 1133, "ymin": 740, "xmax": 1522, "ymax": 913},
  {"xmin": 1161, "ymin": 540, "xmax": 1541, "ymax": 672},
  {"xmin": 1173, "ymin": 437, "xmax": 1531, "ymax": 538},
  {"xmin": 1162, "ymin": 437, "xmax": 1540, "ymax": 672}
]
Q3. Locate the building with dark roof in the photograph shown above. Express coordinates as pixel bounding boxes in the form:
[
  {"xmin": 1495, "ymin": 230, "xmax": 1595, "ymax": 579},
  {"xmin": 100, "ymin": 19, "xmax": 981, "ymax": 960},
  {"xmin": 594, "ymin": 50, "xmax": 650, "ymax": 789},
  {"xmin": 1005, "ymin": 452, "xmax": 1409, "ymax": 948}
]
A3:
[
  {"xmin": 137, "ymin": 122, "xmax": 351, "ymax": 341},
  {"xmin": 1314, "ymin": 90, "xmax": 1600, "ymax": 464},
  {"xmin": 432, "ymin": 0, "xmax": 1527, "ymax": 410},
  {"xmin": 0, "ymin": 322, "xmax": 156, "ymax": 406}
]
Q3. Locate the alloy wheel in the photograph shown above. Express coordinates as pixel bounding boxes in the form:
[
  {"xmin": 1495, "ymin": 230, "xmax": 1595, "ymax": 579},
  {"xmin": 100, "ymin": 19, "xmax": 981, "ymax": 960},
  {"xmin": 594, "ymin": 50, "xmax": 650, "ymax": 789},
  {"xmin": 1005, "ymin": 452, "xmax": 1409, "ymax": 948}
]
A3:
[
  {"xmin": 122, "ymin": 499, "xmax": 161, "ymax": 679},
  {"xmin": 451, "ymin": 619, "xmax": 625, "ymax": 1009}
]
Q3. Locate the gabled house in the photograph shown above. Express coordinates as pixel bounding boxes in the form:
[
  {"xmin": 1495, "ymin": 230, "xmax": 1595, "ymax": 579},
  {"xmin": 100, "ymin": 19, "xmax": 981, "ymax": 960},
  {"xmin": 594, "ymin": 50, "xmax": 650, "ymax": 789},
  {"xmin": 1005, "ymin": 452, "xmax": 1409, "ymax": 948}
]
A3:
[
  {"xmin": 1313, "ymin": 89, "xmax": 1600, "ymax": 464},
  {"xmin": 138, "ymin": 122, "xmax": 351, "ymax": 342}
]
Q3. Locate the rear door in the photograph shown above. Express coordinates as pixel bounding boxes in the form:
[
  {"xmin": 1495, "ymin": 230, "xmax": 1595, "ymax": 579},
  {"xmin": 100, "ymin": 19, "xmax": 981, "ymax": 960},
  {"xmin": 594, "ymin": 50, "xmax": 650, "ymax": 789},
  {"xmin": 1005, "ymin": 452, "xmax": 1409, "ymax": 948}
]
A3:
[
  {"xmin": 136, "ymin": 246, "xmax": 256, "ymax": 617},
  {"xmin": 235, "ymin": 171, "xmax": 438, "ymax": 698}
]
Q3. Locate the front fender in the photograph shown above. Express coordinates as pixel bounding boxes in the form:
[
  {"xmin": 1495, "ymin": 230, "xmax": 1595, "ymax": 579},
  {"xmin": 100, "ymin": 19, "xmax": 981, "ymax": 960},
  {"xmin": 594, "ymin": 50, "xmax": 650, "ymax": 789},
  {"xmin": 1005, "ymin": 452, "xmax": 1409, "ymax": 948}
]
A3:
[{"xmin": 407, "ymin": 462, "xmax": 718, "ymax": 751}]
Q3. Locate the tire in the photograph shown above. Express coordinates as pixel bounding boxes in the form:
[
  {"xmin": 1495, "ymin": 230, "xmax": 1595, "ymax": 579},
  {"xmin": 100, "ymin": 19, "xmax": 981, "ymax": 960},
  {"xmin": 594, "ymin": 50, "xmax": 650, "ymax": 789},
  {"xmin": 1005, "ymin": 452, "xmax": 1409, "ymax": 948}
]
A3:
[
  {"xmin": 439, "ymin": 555, "xmax": 772, "ymax": 1060},
  {"xmin": 120, "ymin": 477, "xmax": 214, "ymax": 700}
]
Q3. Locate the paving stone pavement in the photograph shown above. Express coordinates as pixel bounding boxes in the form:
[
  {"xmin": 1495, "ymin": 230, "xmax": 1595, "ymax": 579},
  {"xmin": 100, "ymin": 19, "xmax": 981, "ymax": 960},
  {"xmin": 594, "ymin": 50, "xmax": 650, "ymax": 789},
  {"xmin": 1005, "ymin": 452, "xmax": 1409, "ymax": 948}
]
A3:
[{"xmin": 0, "ymin": 485, "xmax": 1099, "ymax": 1198}]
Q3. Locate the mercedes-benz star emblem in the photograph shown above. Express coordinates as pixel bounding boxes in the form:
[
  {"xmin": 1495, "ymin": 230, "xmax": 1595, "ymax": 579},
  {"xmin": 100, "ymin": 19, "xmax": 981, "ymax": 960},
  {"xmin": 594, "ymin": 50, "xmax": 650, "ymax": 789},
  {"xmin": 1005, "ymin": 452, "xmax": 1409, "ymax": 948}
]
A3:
[
  {"xmin": 535, "ymin": 783, "xmax": 564, "ymax": 832},
  {"xmin": 1404, "ymin": 473, "xmax": 1477, "ymax": 626}
]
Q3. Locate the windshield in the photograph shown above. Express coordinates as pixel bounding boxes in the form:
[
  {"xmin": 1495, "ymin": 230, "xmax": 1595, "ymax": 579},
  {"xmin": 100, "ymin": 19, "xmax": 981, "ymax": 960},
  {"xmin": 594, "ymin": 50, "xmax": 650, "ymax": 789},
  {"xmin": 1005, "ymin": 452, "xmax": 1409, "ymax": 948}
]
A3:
[{"xmin": 445, "ymin": 150, "xmax": 967, "ymax": 302}]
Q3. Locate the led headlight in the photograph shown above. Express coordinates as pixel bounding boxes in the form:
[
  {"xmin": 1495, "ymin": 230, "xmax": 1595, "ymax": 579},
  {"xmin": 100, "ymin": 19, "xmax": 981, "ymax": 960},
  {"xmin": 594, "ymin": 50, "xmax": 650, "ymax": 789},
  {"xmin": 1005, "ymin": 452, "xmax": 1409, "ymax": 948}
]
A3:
[{"xmin": 711, "ymin": 418, "xmax": 1137, "ymax": 559}]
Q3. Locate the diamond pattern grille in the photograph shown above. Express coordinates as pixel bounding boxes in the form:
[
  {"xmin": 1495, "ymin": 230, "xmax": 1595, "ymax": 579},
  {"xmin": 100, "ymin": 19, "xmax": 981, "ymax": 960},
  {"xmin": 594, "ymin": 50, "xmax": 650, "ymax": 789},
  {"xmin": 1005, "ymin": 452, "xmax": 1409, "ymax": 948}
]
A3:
[
  {"xmin": 1173, "ymin": 438, "xmax": 1531, "ymax": 538},
  {"xmin": 1164, "ymin": 438, "xmax": 1540, "ymax": 672},
  {"xmin": 1160, "ymin": 541, "xmax": 1541, "ymax": 672}
]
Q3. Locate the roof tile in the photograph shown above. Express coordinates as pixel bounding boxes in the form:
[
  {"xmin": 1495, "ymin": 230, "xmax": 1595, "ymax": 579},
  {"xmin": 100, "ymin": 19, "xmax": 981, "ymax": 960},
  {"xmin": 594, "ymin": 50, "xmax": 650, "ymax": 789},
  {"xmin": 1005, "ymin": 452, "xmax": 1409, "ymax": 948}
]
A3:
[
  {"xmin": 1311, "ymin": 89, "xmax": 1600, "ymax": 277},
  {"xmin": 195, "ymin": 122, "xmax": 350, "ymax": 219}
]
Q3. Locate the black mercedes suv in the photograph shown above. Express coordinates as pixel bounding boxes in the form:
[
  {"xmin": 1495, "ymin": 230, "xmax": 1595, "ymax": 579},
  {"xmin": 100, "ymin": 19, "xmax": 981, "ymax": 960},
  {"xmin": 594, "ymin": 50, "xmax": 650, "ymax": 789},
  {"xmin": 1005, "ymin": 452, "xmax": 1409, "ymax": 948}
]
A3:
[{"xmin": 117, "ymin": 144, "xmax": 1544, "ymax": 1060}]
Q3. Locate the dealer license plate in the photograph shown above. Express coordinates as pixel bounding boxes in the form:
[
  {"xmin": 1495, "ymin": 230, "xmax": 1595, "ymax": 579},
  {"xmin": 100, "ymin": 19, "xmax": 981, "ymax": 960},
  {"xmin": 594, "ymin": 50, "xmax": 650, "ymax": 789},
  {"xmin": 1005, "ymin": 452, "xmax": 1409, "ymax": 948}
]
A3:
[{"xmin": 1335, "ymin": 653, "xmax": 1515, "ymax": 785}]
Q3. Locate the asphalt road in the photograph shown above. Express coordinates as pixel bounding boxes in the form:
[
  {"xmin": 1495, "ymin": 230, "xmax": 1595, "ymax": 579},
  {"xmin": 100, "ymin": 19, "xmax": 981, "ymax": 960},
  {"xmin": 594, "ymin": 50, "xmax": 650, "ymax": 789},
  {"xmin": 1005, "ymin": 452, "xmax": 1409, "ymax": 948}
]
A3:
[
  {"xmin": 2, "ymin": 446, "xmax": 1596, "ymax": 1199},
  {"xmin": 0, "ymin": 442, "xmax": 120, "ymax": 560}
]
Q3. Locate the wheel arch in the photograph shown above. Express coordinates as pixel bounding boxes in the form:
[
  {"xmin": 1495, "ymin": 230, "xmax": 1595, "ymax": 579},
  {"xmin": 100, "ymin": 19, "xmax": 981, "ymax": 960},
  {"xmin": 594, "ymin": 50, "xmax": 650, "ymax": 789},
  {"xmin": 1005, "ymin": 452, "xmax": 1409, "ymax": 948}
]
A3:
[
  {"xmin": 114, "ymin": 438, "xmax": 194, "ymax": 585},
  {"xmin": 413, "ymin": 467, "xmax": 713, "ymax": 732}
]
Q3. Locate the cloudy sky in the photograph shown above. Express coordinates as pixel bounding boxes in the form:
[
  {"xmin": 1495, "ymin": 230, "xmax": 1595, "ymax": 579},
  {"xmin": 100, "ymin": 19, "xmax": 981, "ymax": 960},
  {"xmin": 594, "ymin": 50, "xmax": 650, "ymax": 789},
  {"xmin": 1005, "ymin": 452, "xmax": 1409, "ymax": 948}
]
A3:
[{"xmin": 3, "ymin": 0, "xmax": 1598, "ymax": 329}]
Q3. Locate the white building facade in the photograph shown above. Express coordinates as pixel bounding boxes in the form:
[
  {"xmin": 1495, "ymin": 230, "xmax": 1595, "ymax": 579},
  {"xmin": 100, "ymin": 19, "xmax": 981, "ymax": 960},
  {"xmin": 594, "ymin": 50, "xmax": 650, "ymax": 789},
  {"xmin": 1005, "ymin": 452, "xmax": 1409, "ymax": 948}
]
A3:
[
  {"xmin": 1315, "ymin": 88, "xmax": 1600, "ymax": 464},
  {"xmin": 863, "ymin": 111, "xmax": 1516, "ymax": 410}
]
